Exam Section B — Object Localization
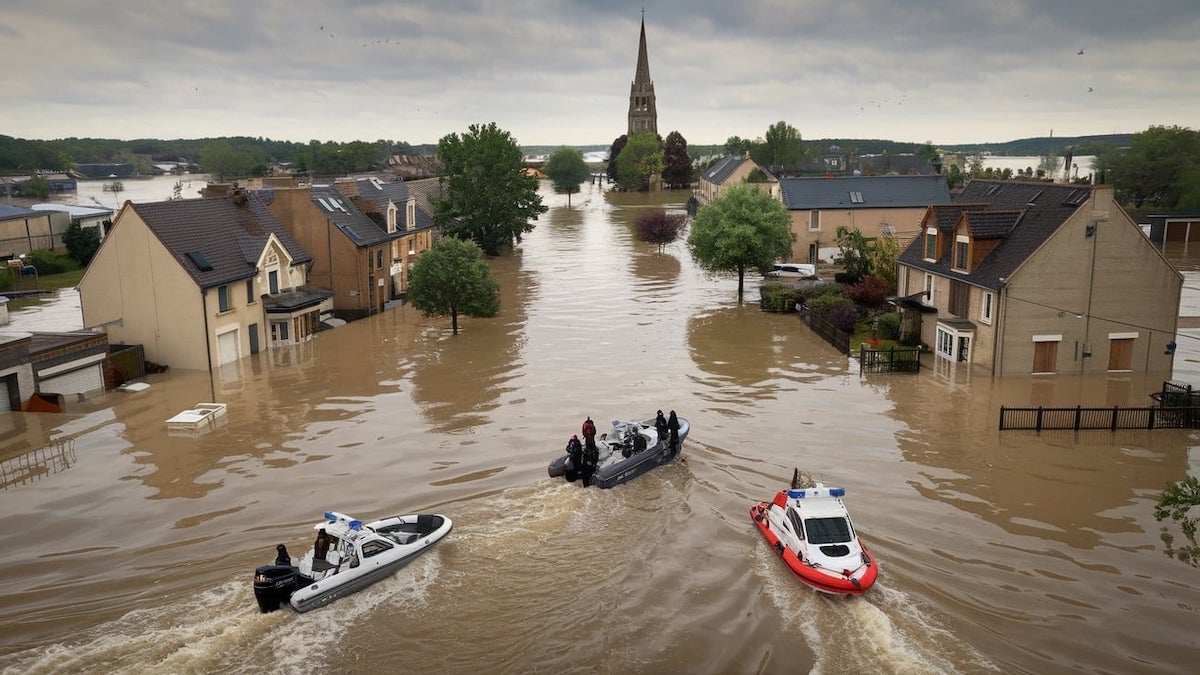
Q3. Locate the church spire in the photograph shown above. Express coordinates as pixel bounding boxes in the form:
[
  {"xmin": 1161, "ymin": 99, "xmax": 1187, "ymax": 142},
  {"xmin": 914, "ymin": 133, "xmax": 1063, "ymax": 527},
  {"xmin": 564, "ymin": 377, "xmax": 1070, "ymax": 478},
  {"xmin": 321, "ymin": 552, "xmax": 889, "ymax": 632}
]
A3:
[{"xmin": 627, "ymin": 12, "xmax": 657, "ymax": 136}]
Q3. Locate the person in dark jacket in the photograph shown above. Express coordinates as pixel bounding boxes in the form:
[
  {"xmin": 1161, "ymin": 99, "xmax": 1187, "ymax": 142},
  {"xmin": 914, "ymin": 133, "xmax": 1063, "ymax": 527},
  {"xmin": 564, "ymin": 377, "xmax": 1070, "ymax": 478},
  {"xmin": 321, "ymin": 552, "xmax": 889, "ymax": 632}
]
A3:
[
  {"xmin": 667, "ymin": 410, "xmax": 680, "ymax": 455},
  {"xmin": 581, "ymin": 438, "xmax": 600, "ymax": 487},
  {"xmin": 581, "ymin": 417, "xmax": 598, "ymax": 454},
  {"xmin": 655, "ymin": 410, "xmax": 668, "ymax": 443},
  {"xmin": 314, "ymin": 528, "xmax": 331, "ymax": 561},
  {"xmin": 565, "ymin": 435, "xmax": 584, "ymax": 482}
]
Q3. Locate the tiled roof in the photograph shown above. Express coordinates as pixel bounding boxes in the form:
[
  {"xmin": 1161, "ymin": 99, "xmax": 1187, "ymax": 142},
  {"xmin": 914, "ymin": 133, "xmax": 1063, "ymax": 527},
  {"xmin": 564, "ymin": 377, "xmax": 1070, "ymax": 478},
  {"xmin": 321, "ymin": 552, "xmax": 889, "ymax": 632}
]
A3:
[
  {"xmin": 898, "ymin": 180, "xmax": 1092, "ymax": 290},
  {"xmin": 965, "ymin": 210, "xmax": 1023, "ymax": 239},
  {"xmin": 343, "ymin": 176, "xmax": 435, "ymax": 231},
  {"xmin": 779, "ymin": 175, "xmax": 951, "ymax": 210},
  {"xmin": 404, "ymin": 177, "xmax": 443, "ymax": 227},
  {"xmin": 130, "ymin": 190, "xmax": 310, "ymax": 290},
  {"xmin": 309, "ymin": 185, "xmax": 393, "ymax": 247},
  {"xmin": 929, "ymin": 203, "xmax": 988, "ymax": 233}
]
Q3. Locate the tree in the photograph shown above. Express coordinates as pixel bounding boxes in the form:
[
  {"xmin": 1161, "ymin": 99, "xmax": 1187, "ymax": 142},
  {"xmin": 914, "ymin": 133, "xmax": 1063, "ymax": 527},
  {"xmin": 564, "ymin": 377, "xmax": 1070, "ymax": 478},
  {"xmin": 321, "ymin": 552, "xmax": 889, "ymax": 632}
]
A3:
[
  {"xmin": 945, "ymin": 164, "xmax": 965, "ymax": 190},
  {"xmin": 755, "ymin": 121, "xmax": 805, "ymax": 174},
  {"xmin": 406, "ymin": 237, "xmax": 500, "ymax": 335},
  {"xmin": 616, "ymin": 131, "xmax": 664, "ymax": 192},
  {"xmin": 661, "ymin": 131, "xmax": 692, "ymax": 188},
  {"xmin": 866, "ymin": 232, "xmax": 900, "ymax": 293},
  {"xmin": 1096, "ymin": 125, "xmax": 1200, "ymax": 209},
  {"xmin": 434, "ymin": 122, "xmax": 547, "ymax": 255},
  {"xmin": 63, "ymin": 221, "xmax": 101, "ymax": 267},
  {"xmin": 687, "ymin": 183, "xmax": 794, "ymax": 301},
  {"xmin": 606, "ymin": 135, "xmax": 627, "ymax": 183},
  {"xmin": 22, "ymin": 175, "xmax": 50, "ymax": 200},
  {"xmin": 636, "ymin": 208, "xmax": 687, "ymax": 252},
  {"xmin": 834, "ymin": 226, "xmax": 872, "ymax": 284},
  {"xmin": 917, "ymin": 142, "xmax": 942, "ymax": 173},
  {"xmin": 199, "ymin": 140, "xmax": 262, "ymax": 180},
  {"xmin": 1155, "ymin": 475, "xmax": 1200, "ymax": 568},
  {"xmin": 724, "ymin": 136, "xmax": 756, "ymax": 157},
  {"xmin": 544, "ymin": 146, "xmax": 590, "ymax": 207}
]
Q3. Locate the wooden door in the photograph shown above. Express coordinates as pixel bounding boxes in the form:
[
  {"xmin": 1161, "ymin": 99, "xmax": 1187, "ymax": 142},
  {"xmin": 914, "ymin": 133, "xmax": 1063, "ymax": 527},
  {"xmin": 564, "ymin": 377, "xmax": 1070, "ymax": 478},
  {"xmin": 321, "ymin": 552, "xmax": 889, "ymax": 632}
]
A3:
[
  {"xmin": 1107, "ymin": 338, "xmax": 1133, "ymax": 371},
  {"xmin": 1033, "ymin": 341, "xmax": 1058, "ymax": 374}
]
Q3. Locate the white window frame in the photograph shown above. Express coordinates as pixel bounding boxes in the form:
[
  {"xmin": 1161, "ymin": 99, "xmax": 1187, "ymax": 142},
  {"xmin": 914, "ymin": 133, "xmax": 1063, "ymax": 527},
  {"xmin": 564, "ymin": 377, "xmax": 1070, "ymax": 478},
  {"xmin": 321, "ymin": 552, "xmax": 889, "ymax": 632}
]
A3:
[
  {"xmin": 953, "ymin": 235, "xmax": 969, "ymax": 272},
  {"xmin": 923, "ymin": 226, "xmax": 938, "ymax": 261},
  {"xmin": 923, "ymin": 273, "xmax": 935, "ymax": 304},
  {"xmin": 981, "ymin": 291, "xmax": 993, "ymax": 324}
]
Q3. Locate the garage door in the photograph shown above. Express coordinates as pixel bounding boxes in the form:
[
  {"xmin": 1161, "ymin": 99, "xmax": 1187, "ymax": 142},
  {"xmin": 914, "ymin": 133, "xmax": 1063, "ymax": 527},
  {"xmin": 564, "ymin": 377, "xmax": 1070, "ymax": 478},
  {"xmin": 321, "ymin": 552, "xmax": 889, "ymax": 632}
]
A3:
[
  {"xmin": 40, "ymin": 364, "xmax": 104, "ymax": 396},
  {"xmin": 217, "ymin": 329, "xmax": 239, "ymax": 365}
]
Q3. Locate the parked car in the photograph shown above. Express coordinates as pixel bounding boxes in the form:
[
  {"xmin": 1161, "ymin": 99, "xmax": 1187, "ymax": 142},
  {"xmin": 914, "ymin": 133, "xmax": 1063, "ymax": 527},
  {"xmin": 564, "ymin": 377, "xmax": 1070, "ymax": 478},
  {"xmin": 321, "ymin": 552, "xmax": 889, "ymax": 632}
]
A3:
[{"xmin": 766, "ymin": 263, "xmax": 818, "ymax": 280}]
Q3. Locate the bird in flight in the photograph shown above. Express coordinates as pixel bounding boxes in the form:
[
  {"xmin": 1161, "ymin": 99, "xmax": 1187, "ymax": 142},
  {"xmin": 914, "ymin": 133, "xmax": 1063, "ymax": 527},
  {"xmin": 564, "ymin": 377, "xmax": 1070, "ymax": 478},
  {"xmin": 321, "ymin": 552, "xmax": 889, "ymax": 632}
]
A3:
[
  {"xmin": 1077, "ymin": 48, "xmax": 1085, "ymax": 55},
  {"xmin": 1087, "ymin": 86, "xmax": 1094, "ymax": 93}
]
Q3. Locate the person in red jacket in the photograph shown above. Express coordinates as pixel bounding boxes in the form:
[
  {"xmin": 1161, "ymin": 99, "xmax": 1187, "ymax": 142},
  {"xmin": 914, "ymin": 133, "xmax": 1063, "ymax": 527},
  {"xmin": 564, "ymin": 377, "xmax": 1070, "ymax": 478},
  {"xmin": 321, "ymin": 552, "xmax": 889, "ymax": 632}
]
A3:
[{"xmin": 581, "ymin": 417, "xmax": 599, "ymax": 486}]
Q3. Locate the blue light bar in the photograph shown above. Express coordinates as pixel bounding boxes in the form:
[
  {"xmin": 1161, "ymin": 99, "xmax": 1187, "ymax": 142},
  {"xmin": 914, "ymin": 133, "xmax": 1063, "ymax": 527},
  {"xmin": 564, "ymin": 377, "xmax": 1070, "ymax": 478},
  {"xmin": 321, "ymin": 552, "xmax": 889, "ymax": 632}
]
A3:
[
  {"xmin": 324, "ymin": 511, "xmax": 335, "ymax": 521},
  {"xmin": 829, "ymin": 487, "xmax": 845, "ymax": 497},
  {"xmin": 787, "ymin": 489, "xmax": 806, "ymax": 498},
  {"xmin": 349, "ymin": 520, "xmax": 362, "ymax": 531}
]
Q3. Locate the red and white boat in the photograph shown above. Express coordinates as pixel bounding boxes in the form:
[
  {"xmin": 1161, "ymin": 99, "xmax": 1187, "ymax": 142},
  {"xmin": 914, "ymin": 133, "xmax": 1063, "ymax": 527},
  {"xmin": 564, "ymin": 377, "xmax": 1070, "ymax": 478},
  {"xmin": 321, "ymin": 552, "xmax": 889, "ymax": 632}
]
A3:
[{"xmin": 750, "ymin": 472, "xmax": 878, "ymax": 594}]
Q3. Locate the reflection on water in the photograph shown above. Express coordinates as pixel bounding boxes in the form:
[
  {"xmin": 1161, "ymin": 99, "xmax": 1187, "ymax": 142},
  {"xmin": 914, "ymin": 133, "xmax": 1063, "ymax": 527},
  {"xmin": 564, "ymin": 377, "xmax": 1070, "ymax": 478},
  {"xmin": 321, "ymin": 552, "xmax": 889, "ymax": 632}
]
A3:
[{"xmin": 1, "ymin": 181, "xmax": 1198, "ymax": 674}]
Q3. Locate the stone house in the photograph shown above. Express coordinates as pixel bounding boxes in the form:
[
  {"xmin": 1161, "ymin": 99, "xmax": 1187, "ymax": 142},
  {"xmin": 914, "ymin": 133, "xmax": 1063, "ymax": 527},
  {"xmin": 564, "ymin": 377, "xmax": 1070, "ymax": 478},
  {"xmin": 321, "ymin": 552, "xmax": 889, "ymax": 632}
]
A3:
[
  {"xmin": 696, "ymin": 154, "xmax": 778, "ymax": 206},
  {"xmin": 333, "ymin": 175, "xmax": 436, "ymax": 296}
]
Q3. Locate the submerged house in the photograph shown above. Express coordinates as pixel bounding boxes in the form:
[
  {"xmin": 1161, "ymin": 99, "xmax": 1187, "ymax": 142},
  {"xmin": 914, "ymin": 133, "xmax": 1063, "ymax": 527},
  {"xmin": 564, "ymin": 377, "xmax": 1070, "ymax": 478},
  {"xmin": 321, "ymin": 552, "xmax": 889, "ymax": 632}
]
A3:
[
  {"xmin": 895, "ymin": 180, "xmax": 1182, "ymax": 377},
  {"xmin": 79, "ymin": 189, "xmax": 331, "ymax": 371}
]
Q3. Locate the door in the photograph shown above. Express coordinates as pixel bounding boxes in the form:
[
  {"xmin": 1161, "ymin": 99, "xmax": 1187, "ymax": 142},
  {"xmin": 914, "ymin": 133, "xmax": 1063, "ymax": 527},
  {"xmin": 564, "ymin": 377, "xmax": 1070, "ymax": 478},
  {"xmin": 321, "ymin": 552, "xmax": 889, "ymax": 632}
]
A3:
[
  {"xmin": 1033, "ymin": 341, "xmax": 1058, "ymax": 374},
  {"xmin": 2, "ymin": 373, "xmax": 19, "ymax": 411},
  {"xmin": 249, "ymin": 323, "xmax": 260, "ymax": 354},
  {"xmin": 807, "ymin": 243, "xmax": 817, "ymax": 264},
  {"xmin": 1107, "ymin": 338, "xmax": 1133, "ymax": 371},
  {"xmin": 217, "ymin": 329, "xmax": 239, "ymax": 365}
]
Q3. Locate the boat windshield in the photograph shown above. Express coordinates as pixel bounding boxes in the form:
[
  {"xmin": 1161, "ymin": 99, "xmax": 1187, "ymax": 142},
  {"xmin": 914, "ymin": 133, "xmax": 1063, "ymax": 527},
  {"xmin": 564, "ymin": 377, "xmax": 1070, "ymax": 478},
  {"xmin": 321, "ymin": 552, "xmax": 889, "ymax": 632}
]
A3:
[{"xmin": 804, "ymin": 517, "xmax": 851, "ymax": 545}]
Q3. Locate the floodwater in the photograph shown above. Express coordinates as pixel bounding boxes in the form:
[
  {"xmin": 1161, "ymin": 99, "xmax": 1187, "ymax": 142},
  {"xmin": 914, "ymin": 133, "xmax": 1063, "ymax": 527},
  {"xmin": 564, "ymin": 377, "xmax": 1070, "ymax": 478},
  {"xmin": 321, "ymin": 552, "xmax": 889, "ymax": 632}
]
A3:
[{"xmin": 2, "ymin": 180, "xmax": 1199, "ymax": 675}]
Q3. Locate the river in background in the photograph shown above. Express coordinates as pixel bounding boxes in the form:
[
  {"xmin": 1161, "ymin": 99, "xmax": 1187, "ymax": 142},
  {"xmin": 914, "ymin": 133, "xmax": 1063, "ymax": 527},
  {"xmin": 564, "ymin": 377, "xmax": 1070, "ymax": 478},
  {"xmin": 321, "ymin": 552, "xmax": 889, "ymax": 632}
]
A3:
[{"xmin": 2, "ymin": 179, "xmax": 1198, "ymax": 674}]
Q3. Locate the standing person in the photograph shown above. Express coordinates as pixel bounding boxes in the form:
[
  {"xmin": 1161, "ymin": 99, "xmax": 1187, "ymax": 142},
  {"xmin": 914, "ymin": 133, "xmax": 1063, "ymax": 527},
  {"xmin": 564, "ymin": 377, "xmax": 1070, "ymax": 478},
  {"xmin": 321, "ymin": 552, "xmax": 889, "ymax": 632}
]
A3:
[
  {"xmin": 655, "ymin": 410, "xmax": 668, "ymax": 443},
  {"xmin": 565, "ymin": 435, "xmax": 584, "ymax": 482},
  {"xmin": 581, "ymin": 436, "xmax": 600, "ymax": 487},
  {"xmin": 313, "ymin": 528, "xmax": 331, "ymax": 561},
  {"xmin": 667, "ymin": 410, "xmax": 680, "ymax": 455},
  {"xmin": 582, "ymin": 417, "xmax": 597, "ymax": 453}
]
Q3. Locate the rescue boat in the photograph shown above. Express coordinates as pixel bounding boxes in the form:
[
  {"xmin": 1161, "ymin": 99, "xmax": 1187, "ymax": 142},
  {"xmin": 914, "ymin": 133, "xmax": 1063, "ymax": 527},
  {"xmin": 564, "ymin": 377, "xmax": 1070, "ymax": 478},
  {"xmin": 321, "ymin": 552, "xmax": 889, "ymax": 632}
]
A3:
[{"xmin": 750, "ymin": 471, "xmax": 877, "ymax": 594}]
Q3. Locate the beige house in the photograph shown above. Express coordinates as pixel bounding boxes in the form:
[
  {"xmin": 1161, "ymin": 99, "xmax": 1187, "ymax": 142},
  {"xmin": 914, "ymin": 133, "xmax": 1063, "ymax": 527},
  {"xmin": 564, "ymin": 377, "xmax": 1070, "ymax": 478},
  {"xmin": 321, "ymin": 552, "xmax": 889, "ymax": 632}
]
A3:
[
  {"xmin": 780, "ymin": 175, "xmax": 951, "ymax": 264},
  {"xmin": 895, "ymin": 180, "xmax": 1182, "ymax": 377},
  {"xmin": 0, "ymin": 205, "xmax": 60, "ymax": 258},
  {"xmin": 79, "ymin": 189, "xmax": 332, "ymax": 371},
  {"xmin": 696, "ymin": 154, "xmax": 778, "ymax": 206},
  {"xmin": 333, "ymin": 175, "xmax": 436, "ymax": 296}
]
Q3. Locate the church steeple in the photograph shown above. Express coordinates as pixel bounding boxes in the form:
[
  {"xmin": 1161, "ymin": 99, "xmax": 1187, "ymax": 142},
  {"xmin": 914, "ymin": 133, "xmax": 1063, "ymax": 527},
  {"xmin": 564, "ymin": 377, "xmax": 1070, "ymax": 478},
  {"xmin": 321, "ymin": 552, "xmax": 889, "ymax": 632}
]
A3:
[{"xmin": 627, "ymin": 13, "xmax": 657, "ymax": 136}]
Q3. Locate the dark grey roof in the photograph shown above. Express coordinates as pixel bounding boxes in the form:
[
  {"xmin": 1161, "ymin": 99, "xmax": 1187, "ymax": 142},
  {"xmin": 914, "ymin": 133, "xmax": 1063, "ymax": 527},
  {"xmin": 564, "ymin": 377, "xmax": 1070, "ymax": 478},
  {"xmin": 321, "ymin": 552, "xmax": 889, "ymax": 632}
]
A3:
[
  {"xmin": 779, "ymin": 175, "xmax": 951, "ymax": 210},
  {"xmin": 263, "ymin": 286, "xmax": 333, "ymax": 312},
  {"xmin": 130, "ymin": 191, "xmax": 311, "ymax": 290},
  {"xmin": 309, "ymin": 185, "xmax": 394, "ymax": 247},
  {"xmin": 702, "ymin": 155, "xmax": 744, "ymax": 185},
  {"xmin": 898, "ymin": 180, "xmax": 1093, "ymax": 290},
  {"xmin": 344, "ymin": 176, "xmax": 435, "ymax": 231},
  {"xmin": 965, "ymin": 210, "xmax": 1022, "ymax": 239},
  {"xmin": 0, "ymin": 204, "xmax": 41, "ymax": 220}
]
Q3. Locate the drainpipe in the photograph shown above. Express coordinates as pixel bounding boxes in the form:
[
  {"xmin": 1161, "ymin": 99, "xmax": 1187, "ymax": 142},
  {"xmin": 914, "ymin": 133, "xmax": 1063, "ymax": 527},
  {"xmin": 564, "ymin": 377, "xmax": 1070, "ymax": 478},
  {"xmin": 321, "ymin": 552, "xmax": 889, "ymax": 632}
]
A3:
[
  {"xmin": 201, "ymin": 287, "xmax": 215, "ymax": 401},
  {"xmin": 995, "ymin": 279, "xmax": 1007, "ymax": 377}
]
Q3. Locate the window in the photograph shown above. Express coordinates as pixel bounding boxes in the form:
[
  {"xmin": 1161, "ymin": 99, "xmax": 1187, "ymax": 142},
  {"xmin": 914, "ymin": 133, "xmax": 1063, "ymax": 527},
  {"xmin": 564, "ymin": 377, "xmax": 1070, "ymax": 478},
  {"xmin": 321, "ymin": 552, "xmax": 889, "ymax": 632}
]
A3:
[
  {"xmin": 268, "ymin": 270, "xmax": 279, "ymax": 294},
  {"xmin": 246, "ymin": 279, "xmax": 255, "ymax": 304},
  {"xmin": 804, "ymin": 517, "xmax": 852, "ymax": 545},
  {"xmin": 923, "ymin": 273, "xmax": 934, "ymax": 302},
  {"xmin": 981, "ymin": 292, "xmax": 993, "ymax": 324},
  {"xmin": 809, "ymin": 211, "xmax": 820, "ymax": 230},
  {"xmin": 377, "ymin": 250, "xmax": 384, "ymax": 269},
  {"xmin": 949, "ymin": 280, "xmax": 969, "ymax": 317},
  {"xmin": 953, "ymin": 236, "xmax": 969, "ymax": 272},
  {"xmin": 1107, "ymin": 333, "xmax": 1137, "ymax": 371},
  {"xmin": 271, "ymin": 321, "xmax": 289, "ymax": 342},
  {"xmin": 923, "ymin": 227, "xmax": 937, "ymax": 260},
  {"xmin": 361, "ymin": 539, "xmax": 393, "ymax": 558},
  {"xmin": 406, "ymin": 201, "xmax": 415, "ymax": 230},
  {"xmin": 217, "ymin": 285, "xmax": 230, "ymax": 312}
]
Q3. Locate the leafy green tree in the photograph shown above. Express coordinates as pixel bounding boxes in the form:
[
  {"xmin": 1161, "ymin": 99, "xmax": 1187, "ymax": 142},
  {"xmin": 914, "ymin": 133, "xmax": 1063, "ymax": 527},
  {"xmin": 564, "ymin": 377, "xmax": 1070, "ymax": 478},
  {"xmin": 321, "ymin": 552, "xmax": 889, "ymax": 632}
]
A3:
[
  {"xmin": 917, "ymin": 142, "xmax": 941, "ymax": 172},
  {"xmin": 866, "ymin": 232, "xmax": 900, "ymax": 293},
  {"xmin": 406, "ymin": 237, "xmax": 500, "ymax": 335},
  {"xmin": 544, "ymin": 146, "xmax": 590, "ymax": 207},
  {"xmin": 63, "ymin": 221, "xmax": 101, "ymax": 267},
  {"xmin": 834, "ymin": 226, "xmax": 872, "ymax": 284},
  {"xmin": 616, "ymin": 132, "xmax": 664, "ymax": 192},
  {"xmin": 1155, "ymin": 475, "xmax": 1200, "ymax": 568},
  {"xmin": 22, "ymin": 175, "xmax": 50, "ymax": 200},
  {"xmin": 687, "ymin": 183, "xmax": 794, "ymax": 301},
  {"xmin": 724, "ymin": 136, "xmax": 756, "ymax": 157},
  {"xmin": 754, "ymin": 121, "xmax": 805, "ymax": 174},
  {"xmin": 1097, "ymin": 125, "xmax": 1200, "ymax": 208},
  {"xmin": 661, "ymin": 131, "xmax": 692, "ymax": 188},
  {"xmin": 945, "ymin": 164, "xmax": 964, "ymax": 190},
  {"xmin": 199, "ymin": 140, "xmax": 261, "ymax": 180},
  {"xmin": 606, "ymin": 135, "xmax": 627, "ymax": 183},
  {"xmin": 434, "ymin": 122, "xmax": 547, "ymax": 255}
]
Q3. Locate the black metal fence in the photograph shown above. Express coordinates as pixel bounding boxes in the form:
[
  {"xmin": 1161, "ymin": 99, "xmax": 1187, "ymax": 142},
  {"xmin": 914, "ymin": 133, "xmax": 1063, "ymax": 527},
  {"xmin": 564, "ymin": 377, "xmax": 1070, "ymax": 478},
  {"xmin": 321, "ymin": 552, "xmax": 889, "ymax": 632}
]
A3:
[
  {"xmin": 999, "ymin": 405, "xmax": 1200, "ymax": 431},
  {"xmin": 801, "ymin": 312, "xmax": 851, "ymax": 353},
  {"xmin": 104, "ymin": 344, "xmax": 146, "ymax": 389},
  {"xmin": 859, "ymin": 345, "xmax": 921, "ymax": 372}
]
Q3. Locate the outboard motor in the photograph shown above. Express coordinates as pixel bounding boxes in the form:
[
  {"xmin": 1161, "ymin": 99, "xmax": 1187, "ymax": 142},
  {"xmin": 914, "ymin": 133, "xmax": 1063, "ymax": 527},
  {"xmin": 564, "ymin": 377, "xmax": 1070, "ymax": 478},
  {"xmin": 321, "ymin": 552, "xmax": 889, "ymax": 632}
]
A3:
[{"xmin": 254, "ymin": 545, "xmax": 300, "ymax": 613}]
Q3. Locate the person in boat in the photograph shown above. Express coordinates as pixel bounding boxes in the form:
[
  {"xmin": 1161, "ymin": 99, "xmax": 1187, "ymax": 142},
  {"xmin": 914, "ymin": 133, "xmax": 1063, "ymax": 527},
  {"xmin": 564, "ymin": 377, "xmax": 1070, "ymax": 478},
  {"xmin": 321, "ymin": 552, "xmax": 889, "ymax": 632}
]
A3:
[
  {"xmin": 582, "ymin": 417, "xmax": 597, "ymax": 454},
  {"xmin": 667, "ymin": 410, "xmax": 680, "ymax": 454},
  {"xmin": 565, "ymin": 435, "xmax": 584, "ymax": 481},
  {"xmin": 655, "ymin": 410, "xmax": 668, "ymax": 442},
  {"xmin": 581, "ymin": 435, "xmax": 600, "ymax": 487},
  {"xmin": 274, "ymin": 544, "xmax": 291, "ymax": 567},
  {"xmin": 632, "ymin": 428, "xmax": 648, "ymax": 454},
  {"xmin": 314, "ymin": 528, "xmax": 331, "ymax": 561}
]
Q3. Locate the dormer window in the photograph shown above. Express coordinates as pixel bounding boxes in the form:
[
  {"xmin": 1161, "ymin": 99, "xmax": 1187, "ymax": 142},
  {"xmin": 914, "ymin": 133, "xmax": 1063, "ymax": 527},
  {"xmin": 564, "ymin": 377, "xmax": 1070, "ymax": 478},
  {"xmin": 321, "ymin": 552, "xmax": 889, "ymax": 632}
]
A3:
[
  {"xmin": 406, "ymin": 198, "xmax": 416, "ymax": 231},
  {"xmin": 386, "ymin": 203, "xmax": 397, "ymax": 234},
  {"xmin": 923, "ymin": 227, "xmax": 938, "ymax": 261},
  {"xmin": 953, "ymin": 235, "xmax": 969, "ymax": 272}
]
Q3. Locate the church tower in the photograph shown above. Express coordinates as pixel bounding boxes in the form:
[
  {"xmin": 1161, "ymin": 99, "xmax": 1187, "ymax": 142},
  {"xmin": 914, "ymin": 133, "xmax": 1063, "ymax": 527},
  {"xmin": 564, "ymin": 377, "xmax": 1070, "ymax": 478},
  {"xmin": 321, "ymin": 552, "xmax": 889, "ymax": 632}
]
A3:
[{"xmin": 627, "ymin": 14, "xmax": 657, "ymax": 136}]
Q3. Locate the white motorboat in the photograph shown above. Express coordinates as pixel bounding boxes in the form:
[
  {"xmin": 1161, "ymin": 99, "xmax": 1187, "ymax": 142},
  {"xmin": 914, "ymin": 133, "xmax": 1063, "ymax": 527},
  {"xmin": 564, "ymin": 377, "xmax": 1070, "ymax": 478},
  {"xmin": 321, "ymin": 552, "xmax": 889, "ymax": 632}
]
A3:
[{"xmin": 253, "ymin": 510, "xmax": 452, "ymax": 613}]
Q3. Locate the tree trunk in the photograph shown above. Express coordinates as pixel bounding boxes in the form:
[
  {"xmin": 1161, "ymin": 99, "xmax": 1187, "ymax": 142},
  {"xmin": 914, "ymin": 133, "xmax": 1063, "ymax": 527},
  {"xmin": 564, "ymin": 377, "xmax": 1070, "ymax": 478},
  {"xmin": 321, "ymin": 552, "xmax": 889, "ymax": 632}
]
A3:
[
  {"xmin": 737, "ymin": 263, "xmax": 745, "ymax": 302},
  {"xmin": 451, "ymin": 307, "xmax": 459, "ymax": 335}
]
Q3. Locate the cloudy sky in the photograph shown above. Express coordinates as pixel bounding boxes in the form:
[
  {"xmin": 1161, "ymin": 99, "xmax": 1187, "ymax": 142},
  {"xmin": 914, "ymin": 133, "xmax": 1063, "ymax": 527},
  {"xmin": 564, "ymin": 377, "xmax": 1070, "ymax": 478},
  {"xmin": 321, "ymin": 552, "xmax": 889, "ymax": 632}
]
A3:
[{"xmin": 3, "ymin": 0, "xmax": 1197, "ymax": 148}]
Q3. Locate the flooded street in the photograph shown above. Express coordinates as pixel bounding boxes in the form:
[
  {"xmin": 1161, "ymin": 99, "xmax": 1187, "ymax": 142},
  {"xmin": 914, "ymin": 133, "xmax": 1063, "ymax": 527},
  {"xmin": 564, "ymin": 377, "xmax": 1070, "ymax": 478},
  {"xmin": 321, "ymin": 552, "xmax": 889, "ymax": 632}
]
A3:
[{"xmin": 2, "ymin": 180, "xmax": 1198, "ymax": 674}]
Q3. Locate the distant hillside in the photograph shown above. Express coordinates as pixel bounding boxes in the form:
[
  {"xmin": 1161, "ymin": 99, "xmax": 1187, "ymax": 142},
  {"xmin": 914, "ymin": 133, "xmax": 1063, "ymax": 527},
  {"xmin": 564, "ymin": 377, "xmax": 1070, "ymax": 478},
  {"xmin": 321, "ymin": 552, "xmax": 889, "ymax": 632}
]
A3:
[{"xmin": 940, "ymin": 133, "xmax": 1133, "ymax": 156}]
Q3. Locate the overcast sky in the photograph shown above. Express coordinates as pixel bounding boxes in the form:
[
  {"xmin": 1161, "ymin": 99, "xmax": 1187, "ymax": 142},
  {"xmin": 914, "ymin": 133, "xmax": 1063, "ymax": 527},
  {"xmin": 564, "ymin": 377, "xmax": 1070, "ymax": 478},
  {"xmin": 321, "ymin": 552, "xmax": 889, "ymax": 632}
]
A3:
[{"xmin": 3, "ymin": 1, "xmax": 1197, "ymax": 148}]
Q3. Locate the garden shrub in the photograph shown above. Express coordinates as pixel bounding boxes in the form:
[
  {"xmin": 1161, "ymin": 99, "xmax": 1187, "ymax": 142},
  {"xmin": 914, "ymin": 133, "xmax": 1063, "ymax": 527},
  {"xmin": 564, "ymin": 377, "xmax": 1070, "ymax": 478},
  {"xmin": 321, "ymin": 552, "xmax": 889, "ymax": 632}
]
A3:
[
  {"xmin": 759, "ymin": 282, "xmax": 801, "ymax": 313},
  {"xmin": 875, "ymin": 312, "xmax": 901, "ymax": 340},
  {"xmin": 24, "ymin": 250, "xmax": 79, "ymax": 275},
  {"xmin": 824, "ymin": 302, "xmax": 862, "ymax": 332},
  {"xmin": 846, "ymin": 275, "xmax": 890, "ymax": 307}
]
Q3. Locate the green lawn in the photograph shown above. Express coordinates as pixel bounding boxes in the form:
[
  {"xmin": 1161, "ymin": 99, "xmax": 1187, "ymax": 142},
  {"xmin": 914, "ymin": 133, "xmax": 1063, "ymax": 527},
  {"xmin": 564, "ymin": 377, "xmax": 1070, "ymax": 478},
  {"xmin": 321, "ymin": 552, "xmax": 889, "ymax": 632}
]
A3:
[{"xmin": 2, "ymin": 268, "xmax": 85, "ymax": 311}]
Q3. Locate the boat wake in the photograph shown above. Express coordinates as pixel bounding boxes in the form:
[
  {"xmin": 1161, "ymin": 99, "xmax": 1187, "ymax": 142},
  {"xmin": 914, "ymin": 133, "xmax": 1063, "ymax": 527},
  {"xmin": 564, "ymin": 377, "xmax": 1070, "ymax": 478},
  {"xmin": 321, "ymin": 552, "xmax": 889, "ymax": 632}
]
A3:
[{"xmin": 752, "ymin": 543, "xmax": 998, "ymax": 674}]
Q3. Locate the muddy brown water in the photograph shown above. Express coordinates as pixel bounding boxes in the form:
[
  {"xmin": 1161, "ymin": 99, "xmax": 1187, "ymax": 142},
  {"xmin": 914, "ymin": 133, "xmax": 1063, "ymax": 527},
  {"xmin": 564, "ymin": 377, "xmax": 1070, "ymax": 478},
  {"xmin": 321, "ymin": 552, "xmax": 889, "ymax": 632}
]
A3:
[{"xmin": 2, "ymin": 182, "xmax": 1198, "ymax": 674}]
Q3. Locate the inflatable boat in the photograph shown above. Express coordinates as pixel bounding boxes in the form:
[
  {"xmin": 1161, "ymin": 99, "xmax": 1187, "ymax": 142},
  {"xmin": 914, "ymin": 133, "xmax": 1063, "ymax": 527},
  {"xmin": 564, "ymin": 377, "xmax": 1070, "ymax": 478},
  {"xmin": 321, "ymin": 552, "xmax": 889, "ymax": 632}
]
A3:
[{"xmin": 548, "ymin": 415, "xmax": 690, "ymax": 489}]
